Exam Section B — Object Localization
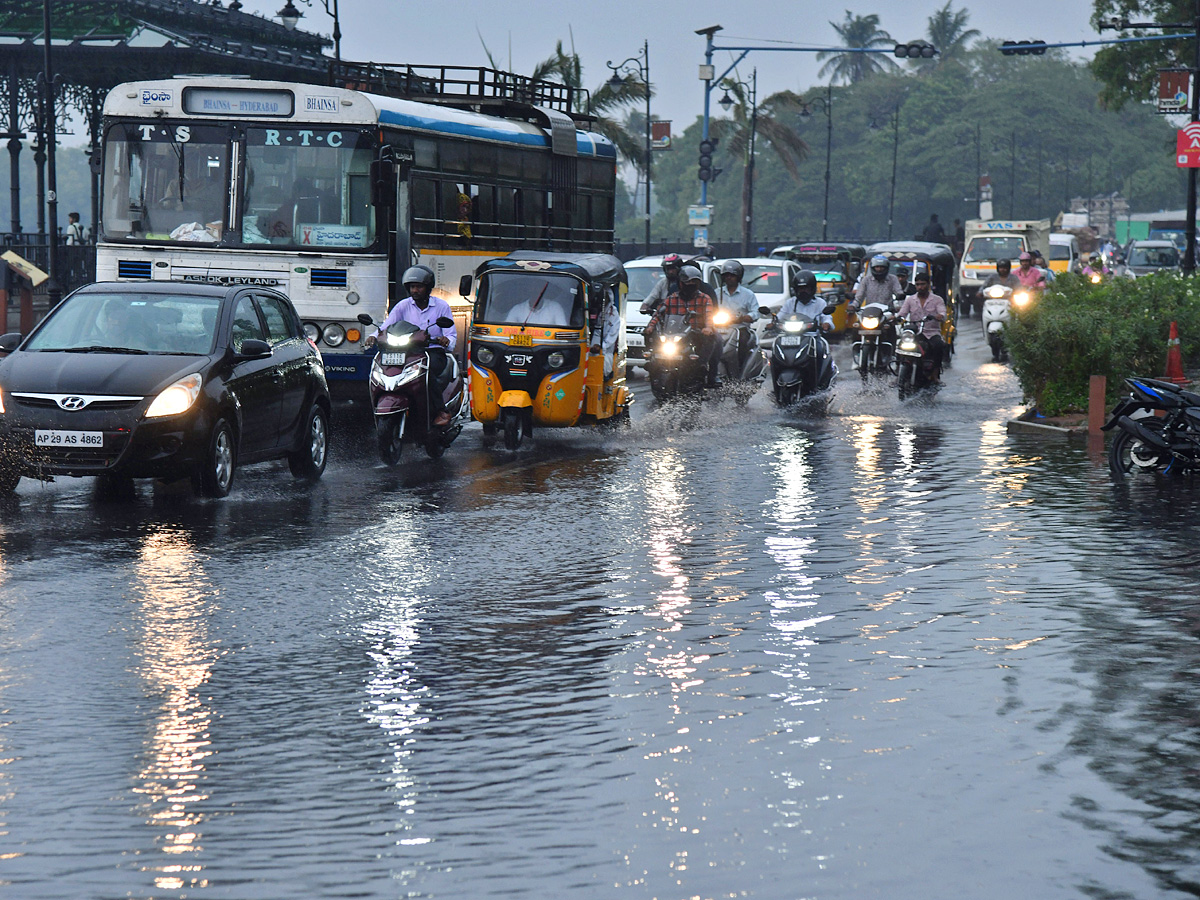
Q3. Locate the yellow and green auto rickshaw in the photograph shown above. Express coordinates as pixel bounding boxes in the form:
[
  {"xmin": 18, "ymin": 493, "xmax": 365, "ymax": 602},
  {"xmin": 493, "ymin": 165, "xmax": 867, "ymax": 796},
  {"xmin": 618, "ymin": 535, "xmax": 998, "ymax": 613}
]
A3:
[
  {"xmin": 866, "ymin": 241, "xmax": 958, "ymax": 360},
  {"xmin": 465, "ymin": 251, "xmax": 632, "ymax": 450},
  {"xmin": 769, "ymin": 243, "xmax": 866, "ymax": 334}
]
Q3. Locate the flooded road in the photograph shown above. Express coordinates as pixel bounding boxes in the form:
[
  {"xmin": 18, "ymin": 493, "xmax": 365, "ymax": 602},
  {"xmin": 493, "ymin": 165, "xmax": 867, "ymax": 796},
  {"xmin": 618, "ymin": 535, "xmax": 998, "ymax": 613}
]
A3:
[{"xmin": 3, "ymin": 326, "xmax": 1200, "ymax": 899}]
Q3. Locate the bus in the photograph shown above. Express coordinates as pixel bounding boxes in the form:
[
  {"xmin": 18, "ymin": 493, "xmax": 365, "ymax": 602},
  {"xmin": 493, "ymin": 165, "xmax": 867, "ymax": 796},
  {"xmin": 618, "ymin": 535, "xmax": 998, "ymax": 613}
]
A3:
[{"xmin": 96, "ymin": 68, "xmax": 617, "ymax": 396}]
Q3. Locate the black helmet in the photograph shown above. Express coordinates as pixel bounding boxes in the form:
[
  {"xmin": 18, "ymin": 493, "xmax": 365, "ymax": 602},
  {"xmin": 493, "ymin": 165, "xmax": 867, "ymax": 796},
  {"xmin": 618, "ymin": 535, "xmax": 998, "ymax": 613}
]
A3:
[
  {"xmin": 720, "ymin": 259, "xmax": 744, "ymax": 279},
  {"xmin": 402, "ymin": 265, "xmax": 435, "ymax": 290},
  {"xmin": 791, "ymin": 269, "xmax": 818, "ymax": 294},
  {"xmin": 996, "ymin": 258, "xmax": 1012, "ymax": 272},
  {"xmin": 679, "ymin": 264, "xmax": 703, "ymax": 284}
]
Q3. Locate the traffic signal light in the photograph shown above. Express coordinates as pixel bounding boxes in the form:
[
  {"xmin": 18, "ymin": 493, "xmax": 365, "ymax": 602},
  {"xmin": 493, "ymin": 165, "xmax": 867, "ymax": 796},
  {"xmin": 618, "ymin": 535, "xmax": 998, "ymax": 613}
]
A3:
[
  {"xmin": 893, "ymin": 42, "xmax": 937, "ymax": 59},
  {"xmin": 698, "ymin": 137, "xmax": 719, "ymax": 182},
  {"xmin": 1000, "ymin": 40, "xmax": 1048, "ymax": 56}
]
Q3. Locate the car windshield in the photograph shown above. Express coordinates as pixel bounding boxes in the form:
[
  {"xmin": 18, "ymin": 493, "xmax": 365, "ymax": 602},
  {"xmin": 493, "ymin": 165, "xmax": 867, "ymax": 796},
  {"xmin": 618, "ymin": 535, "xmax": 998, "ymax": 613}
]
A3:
[
  {"xmin": 25, "ymin": 292, "xmax": 221, "ymax": 355},
  {"xmin": 741, "ymin": 264, "xmax": 786, "ymax": 294},
  {"xmin": 1049, "ymin": 245, "xmax": 1072, "ymax": 260},
  {"xmin": 475, "ymin": 271, "xmax": 584, "ymax": 328},
  {"xmin": 626, "ymin": 267, "xmax": 664, "ymax": 301},
  {"xmin": 1129, "ymin": 246, "xmax": 1179, "ymax": 267},
  {"xmin": 964, "ymin": 236, "xmax": 1025, "ymax": 263}
]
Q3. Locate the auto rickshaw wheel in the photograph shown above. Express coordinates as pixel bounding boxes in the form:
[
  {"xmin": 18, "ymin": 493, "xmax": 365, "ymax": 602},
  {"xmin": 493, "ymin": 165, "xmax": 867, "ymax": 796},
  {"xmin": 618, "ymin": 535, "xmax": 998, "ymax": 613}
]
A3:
[
  {"xmin": 502, "ymin": 410, "xmax": 522, "ymax": 450},
  {"xmin": 481, "ymin": 422, "xmax": 498, "ymax": 447}
]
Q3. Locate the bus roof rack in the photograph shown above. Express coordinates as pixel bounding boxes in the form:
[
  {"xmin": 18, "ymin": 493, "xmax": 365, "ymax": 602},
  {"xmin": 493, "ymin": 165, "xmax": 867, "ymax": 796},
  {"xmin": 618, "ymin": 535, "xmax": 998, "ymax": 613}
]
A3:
[{"xmin": 328, "ymin": 61, "xmax": 595, "ymax": 125}]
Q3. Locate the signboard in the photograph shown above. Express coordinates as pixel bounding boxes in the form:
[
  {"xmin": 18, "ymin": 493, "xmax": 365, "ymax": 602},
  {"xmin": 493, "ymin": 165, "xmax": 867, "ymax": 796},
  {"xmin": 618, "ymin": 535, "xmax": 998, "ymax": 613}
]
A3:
[
  {"xmin": 693, "ymin": 227, "xmax": 709, "ymax": 248},
  {"xmin": 651, "ymin": 121, "xmax": 672, "ymax": 150},
  {"xmin": 1159, "ymin": 69, "xmax": 1190, "ymax": 114},
  {"xmin": 687, "ymin": 205, "xmax": 713, "ymax": 226},
  {"xmin": 2, "ymin": 250, "xmax": 48, "ymax": 287},
  {"xmin": 1177, "ymin": 123, "xmax": 1200, "ymax": 167},
  {"xmin": 182, "ymin": 87, "xmax": 294, "ymax": 117}
]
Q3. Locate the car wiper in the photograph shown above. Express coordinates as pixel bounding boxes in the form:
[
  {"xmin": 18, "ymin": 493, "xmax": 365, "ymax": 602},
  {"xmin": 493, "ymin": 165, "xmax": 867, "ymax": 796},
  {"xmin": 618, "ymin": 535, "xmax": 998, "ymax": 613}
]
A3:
[{"xmin": 61, "ymin": 345, "xmax": 149, "ymax": 354}]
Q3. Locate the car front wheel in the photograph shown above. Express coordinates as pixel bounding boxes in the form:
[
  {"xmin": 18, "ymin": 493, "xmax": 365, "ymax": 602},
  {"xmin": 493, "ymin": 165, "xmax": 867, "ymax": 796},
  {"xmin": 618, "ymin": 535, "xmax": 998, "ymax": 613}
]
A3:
[
  {"xmin": 194, "ymin": 418, "xmax": 236, "ymax": 498},
  {"xmin": 0, "ymin": 466, "xmax": 19, "ymax": 495},
  {"xmin": 288, "ymin": 404, "xmax": 328, "ymax": 480}
]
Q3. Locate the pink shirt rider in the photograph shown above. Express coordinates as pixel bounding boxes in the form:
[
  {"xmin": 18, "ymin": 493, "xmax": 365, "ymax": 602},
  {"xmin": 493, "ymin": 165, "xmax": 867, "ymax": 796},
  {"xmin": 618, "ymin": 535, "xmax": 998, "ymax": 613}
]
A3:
[
  {"xmin": 1016, "ymin": 264, "xmax": 1046, "ymax": 289},
  {"xmin": 897, "ymin": 291, "xmax": 946, "ymax": 339}
]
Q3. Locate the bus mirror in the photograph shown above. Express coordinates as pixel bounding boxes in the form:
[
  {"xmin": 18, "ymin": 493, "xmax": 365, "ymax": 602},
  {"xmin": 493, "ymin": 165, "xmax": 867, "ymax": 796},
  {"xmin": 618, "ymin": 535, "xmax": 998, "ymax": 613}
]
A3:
[
  {"xmin": 370, "ymin": 159, "xmax": 395, "ymax": 208},
  {"xmin": 458, "ymin": 274, "xmax": 472, "ymax": 296},
  {"xmin": 88, "ymin": 149, "xmax": 102, "ymax": 176}
]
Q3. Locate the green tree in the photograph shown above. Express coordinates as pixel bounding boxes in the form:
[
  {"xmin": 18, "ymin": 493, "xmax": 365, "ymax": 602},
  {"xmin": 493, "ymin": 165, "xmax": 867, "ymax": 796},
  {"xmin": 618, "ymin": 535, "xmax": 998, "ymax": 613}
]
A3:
[
  {"xmin": 817, "ymin": 12, "xmax": 899, "ymax": 84},
  {"xmin": 922, "ymin": 2, "xmax": 980, "ymax": 66},
  {"xmin": 1089, "ymin": 0, "xmax": 1193, "ymax": 108}
]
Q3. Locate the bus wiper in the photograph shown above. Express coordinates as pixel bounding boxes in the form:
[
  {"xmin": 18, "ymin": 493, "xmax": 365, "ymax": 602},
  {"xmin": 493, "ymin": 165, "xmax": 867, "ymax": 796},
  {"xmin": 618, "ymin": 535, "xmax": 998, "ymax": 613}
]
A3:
[{"xmin": 63, "ymin": 345, "xmax": 149, "ymax": 354}]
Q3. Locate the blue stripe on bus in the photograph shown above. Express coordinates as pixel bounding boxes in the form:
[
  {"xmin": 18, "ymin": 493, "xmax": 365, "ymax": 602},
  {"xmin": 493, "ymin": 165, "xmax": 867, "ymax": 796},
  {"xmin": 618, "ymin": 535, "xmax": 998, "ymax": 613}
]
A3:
[{"xmin": 377, "ymin": 108, "xmax": 617, "ymax": 159}]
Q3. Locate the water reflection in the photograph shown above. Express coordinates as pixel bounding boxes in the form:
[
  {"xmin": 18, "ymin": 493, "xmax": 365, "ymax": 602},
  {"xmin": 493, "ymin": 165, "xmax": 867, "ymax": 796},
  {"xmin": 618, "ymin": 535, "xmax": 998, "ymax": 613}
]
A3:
[{"xmin": 130, "ymin": 526, "xmax": 219, "ymax": 891}]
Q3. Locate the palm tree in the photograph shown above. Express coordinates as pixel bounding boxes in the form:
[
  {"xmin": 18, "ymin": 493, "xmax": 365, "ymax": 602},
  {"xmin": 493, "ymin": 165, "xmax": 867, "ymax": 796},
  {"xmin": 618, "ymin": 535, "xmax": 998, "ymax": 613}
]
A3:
[
  {"xmin": 922, "ymin": 2, "xmax": 980, "ymax": 66},
  {"xmin": 710, "ymin": 79, "xmax": 810, "ymax": 254},
  {"xmin": 817, "ymin": 12, "xmax": 898, "ymax": 84}
]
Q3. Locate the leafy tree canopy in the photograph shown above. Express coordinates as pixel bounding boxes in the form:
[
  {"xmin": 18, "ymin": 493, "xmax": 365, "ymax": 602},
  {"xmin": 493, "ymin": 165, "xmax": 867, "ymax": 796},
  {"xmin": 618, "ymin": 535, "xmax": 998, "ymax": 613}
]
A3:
[{"xmin": 1089, "ymin": 0, "xmax": 1196, "ymax": 108}]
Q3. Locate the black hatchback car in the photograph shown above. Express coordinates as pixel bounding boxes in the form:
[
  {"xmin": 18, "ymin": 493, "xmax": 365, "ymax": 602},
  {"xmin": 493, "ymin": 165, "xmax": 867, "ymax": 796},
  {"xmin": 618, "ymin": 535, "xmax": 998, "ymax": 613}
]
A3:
[{"xmin": 0, "ymin": 282, "xmax": 330, "ymax": 497}]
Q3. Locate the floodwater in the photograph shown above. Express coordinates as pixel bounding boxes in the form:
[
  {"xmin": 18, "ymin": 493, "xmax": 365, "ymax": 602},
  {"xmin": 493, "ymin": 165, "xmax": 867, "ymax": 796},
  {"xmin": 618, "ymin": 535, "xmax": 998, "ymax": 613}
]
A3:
[{"xmin": 3, "ymin": 327, "xmax": 1200, "ymax": 899}]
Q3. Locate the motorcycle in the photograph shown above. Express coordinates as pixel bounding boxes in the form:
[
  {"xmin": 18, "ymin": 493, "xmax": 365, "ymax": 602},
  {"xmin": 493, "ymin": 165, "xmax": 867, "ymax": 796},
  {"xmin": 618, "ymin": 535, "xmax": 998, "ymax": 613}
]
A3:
[
  {"xmin": 895, "ymin": 316, "xmax": 943, "ymax": 400},
  {"xmin": 767, "ymin": 310, "xmax": 837, "ymax": 406},
  {"xmin": 850, "ymin": 299, "xmax": 899, "ymax": 379},
  {"xmin": 645, "ymin": 311, "xmax": 709, "ymax": 401},
  {"xmin": 357, "ymin": 312, "xmax": 467, "ymax": 463},
  {"xmin": 1103, "ymin": 376, "xmax": 1200, "ymax": 477},
  {"xmin": 713, "ymin": 308, "xmax": 767, "ymax": 401}
]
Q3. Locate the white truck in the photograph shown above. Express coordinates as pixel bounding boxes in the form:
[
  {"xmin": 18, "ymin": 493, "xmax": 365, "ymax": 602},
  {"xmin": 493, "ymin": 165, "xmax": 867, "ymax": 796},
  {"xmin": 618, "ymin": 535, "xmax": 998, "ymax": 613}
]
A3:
[{"xmin": 959, "ymin": 219, "xmax": 1051, "ymax": 312}]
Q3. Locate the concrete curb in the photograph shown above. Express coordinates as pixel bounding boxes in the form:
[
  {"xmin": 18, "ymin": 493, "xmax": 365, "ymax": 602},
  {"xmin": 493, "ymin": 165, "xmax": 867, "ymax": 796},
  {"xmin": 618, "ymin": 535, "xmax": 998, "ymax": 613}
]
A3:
[{"xmin": 1005, "ymin": 410, "xmax": 1089, "ymax": 440}]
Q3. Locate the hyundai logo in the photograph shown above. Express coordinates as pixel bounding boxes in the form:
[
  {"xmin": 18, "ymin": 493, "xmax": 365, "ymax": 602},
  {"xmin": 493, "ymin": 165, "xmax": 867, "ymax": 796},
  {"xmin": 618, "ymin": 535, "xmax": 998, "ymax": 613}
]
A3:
[{"xmin": 58, "ymin": 396, "xmax": 88, "ymax": 411}]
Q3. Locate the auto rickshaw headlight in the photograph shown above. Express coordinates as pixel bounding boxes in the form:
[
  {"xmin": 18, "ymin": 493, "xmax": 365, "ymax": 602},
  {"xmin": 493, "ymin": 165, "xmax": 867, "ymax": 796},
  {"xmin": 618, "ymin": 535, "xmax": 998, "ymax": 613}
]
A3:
[
  {"xmin": 477, "ymin": 346, "xmax": 495, "ymax": 366},
  {"xmin": 547, "ymin": 351, "xmax": 566, "ymax": 369}
]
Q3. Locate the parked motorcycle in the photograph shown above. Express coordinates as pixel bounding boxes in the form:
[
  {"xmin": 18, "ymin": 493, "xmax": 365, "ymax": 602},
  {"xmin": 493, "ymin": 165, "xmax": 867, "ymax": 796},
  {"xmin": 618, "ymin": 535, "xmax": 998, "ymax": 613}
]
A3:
[
  {"xmin": 1103, "ymin": 376, "xmax": 1200, "ymax": 477},
  {"xmin": 767, "ymin": 311, "xmax": 837, "ymax": 406},
  {"xmin": 850, "ymin": 300, "xmax": 898, "ymax": 379},
  {"xmin": 895, "ymin": 317, "xmax": 943, "ymax": 400},
  {"xmin": 645, "ymin": 312, "xmax": 709, "ymax": 401},
  {"xmin": 713, "ymin": 308, "xmax": 767, "ymax": 401},
  {"xmin": 357, "ymin": 312, "xmax": 467, "ymax": 463}
]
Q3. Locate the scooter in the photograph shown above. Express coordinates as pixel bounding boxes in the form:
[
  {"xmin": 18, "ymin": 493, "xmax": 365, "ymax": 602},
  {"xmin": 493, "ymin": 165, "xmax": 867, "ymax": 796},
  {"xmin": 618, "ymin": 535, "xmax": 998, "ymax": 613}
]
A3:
[
  {"xmin": 767, "ymin": 308, "xmax": 837, "ymax": 407},
  {"xmin": 895, "ymin": 317, "xmax": 943, "ymax": 400},
  {"xmin": 645, "ymin": 311, "xmax": 709, "ymax": 401},
  {"xmin": 713, "ymin": 308, "xmax": 767, "ymax": 402},
  {"xmin": 979, "ymin": 283, "xmax": 1012, "ymax": 363},
  {"xmin": 357, "ymin": 312, "xmax": 468, "ymax": 462}
]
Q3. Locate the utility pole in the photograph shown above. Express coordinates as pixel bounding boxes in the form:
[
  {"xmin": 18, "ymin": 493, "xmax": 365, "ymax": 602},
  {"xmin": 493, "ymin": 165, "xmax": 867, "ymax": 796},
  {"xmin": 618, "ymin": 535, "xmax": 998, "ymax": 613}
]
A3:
[{"xmin": 42, "ymin": 0, "xmax": 60, "ymax": 306}]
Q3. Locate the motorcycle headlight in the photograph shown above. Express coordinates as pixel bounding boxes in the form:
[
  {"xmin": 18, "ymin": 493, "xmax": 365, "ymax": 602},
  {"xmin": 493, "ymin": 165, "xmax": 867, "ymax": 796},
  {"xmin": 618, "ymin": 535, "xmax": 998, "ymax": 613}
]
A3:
[
  {"xmin": 382, "ymin": 331, "xmax": 411, "ymax": 349},
  {"xmin": 712, "ymin": 309, "xmax": 732, "ymax": 327},
  {"xmin": 1013, "ymin": 291, "xmax": 1032, "ymax": 307},
  {"xmin": 782, "ymin": 320, "xmax": 806, "ymax": 333},
  {"xmin": 899, "ymin": 337, "xmax": 919, "ymax": 352},
  {"xmin": 547, "ymin": 351, "xmax": 565, "ymax": 369},
  {"xmin": 660, "ymin": 341, "xmax": 680, "ymax": 358},
  {"xmin": 477, "ymin": 346, "xmax": 495, "ymax": 366},
  {"xmin": 145, "ymin": 372, "xmax": 202, "ymax": 418},
  {"xmin": 860, "ymin": 316, "xmax": 880, "ymax": 330},
  {"xmin": 322, "ymin": 323, "xmax": 346, "ymax": 347},
  {"xmin": 984, "ymin": 285, "xmax": 1007, "ymax": 298},
  {"xmin": 1090, "ymin": 273, "xmax": 1102, "ymax": 284}
]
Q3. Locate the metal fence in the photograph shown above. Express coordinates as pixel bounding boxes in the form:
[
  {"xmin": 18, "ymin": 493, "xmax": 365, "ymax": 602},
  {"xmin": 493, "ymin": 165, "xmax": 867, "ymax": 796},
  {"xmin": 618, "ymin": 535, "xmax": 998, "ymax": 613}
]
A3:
[{"xmin": 1, "ymin": 235, "xmax": 96, "ymax": 297}]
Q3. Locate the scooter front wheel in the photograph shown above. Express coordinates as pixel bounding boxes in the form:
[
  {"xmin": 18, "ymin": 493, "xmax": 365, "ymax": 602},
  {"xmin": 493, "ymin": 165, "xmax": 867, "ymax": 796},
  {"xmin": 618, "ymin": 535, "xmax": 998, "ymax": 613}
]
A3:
[{"xmin": 377, "ymin": 416, "xmax": 404, "ymax": 466}]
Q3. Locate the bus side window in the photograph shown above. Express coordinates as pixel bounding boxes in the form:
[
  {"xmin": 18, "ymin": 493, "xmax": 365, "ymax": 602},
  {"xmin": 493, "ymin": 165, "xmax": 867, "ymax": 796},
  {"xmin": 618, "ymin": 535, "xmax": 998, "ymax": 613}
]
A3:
[
  {"xmin": 523, "ymin": 190, "xmax": 547, "ymax": 246},
  {"xmin": 442, "ymin": 181, "xmax": 473, "ymax": 242},
  {"xmin": 474, "ymin": 184, "xmax": 495, "ymax": 245},
  {"xmin": 411, "ymin": 178, "xmax": 437, "ymax": 245},
  {"xmin": 498, "ymin": 186, "xmax": 518, "ymax": 246}
]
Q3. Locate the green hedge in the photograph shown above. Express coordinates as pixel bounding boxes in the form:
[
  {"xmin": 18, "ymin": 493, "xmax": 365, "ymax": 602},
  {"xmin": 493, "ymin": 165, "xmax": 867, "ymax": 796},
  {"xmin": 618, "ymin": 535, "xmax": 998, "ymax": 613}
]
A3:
[{"xmin": 1003, "ymin": 272, "xmax": 1200, "ymax": 415}]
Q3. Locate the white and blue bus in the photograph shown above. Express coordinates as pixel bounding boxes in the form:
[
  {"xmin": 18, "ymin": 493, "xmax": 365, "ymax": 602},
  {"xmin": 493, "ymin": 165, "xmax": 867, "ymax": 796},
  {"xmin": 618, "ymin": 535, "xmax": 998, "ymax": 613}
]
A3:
[{"xmin": 97, "ymin": 72, "xmax": 617, "ymax": 395}]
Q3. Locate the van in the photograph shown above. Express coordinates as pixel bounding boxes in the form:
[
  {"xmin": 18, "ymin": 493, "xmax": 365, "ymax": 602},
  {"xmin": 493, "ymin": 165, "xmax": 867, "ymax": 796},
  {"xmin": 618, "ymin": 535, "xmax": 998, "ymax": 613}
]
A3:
[{"xmin": 1048, "ymin": 233, "xmax": 1080, "ymax": 274}]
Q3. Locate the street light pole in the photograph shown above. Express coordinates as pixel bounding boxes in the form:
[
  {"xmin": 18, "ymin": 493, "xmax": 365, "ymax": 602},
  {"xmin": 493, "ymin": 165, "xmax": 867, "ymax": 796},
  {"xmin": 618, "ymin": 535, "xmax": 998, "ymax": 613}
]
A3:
[
  {"xmin": 278, "ymin": 0, "xmax": 340, "ymax": 60},
  {"xmin": 823, "ymin": 83, "xmax": 832, "ymax": 241},
  {"xmin": 888, "ymin": 107, "xmax": 898, "ymax": 239},
  {"xmin": 41, "ymin": 0, "xmax": 60, "ymax": 306},
  {"xmin": 607, "ymin": 41, "xmax": 652, "ymax": 253}
]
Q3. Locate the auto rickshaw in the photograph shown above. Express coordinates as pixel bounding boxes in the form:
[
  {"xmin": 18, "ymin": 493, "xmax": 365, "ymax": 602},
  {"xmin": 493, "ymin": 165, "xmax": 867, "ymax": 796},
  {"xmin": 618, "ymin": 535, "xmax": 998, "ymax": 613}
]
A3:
[
  {"xmin": 465, "ymin": 251, "xmax": 632, "ymax": 450},
  {"xmin": 769, "ymin": 242, "xmax": 866, "ymax": 334},
  {"xmin": 865, "ymin": 241, "xmax": 958, "ymax": 361}
]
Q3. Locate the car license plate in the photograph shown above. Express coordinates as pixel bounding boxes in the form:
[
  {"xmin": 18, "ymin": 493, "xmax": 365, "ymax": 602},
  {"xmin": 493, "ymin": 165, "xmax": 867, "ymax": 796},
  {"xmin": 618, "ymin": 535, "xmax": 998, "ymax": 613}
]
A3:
[
  {"xmin": 509, "ymin": 334, "xmax": 532, "ymax": 347},
  {"xmin": 778, "ymin": 335, "xmax": 804, "ymax": 346},
  {"xmin": 35, "ymin": 430, "xmax": 103, "ymax": 447},
  {"xmin": 380, "ymin": 352, "xmax": 406, "ymax": 366}
]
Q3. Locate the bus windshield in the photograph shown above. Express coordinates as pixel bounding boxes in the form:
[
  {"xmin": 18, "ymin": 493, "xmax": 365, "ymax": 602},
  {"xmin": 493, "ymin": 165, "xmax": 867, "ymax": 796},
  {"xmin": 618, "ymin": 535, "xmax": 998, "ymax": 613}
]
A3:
[
  {"xmin": 475, "ymin": 271, "xmax": 584, "ymax": 328},
  {"xmin": 964, "ymin": 236, "xmax": 1025, "ymax": 263}
]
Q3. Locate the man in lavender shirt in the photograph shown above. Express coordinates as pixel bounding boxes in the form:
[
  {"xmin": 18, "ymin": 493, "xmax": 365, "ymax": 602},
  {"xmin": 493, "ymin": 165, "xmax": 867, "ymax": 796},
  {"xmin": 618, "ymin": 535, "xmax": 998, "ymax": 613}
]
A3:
[{"xmin": 365, "ymin": 265, "xmax": 458, "ymax": 425}]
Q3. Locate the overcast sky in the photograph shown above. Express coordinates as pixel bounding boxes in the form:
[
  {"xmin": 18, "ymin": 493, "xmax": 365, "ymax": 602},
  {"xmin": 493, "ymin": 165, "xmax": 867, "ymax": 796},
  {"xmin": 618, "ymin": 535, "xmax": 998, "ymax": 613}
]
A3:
[{"xmin": 234, "ymin": 0, "xmax": 1100, "ymax": 127}]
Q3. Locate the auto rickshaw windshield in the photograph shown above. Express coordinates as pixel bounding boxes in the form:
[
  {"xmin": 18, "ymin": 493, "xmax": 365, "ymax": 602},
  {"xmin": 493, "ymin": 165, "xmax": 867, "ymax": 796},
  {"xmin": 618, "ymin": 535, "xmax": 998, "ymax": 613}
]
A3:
[{"xmin": 475, "ymin": 271, "xmax": 584, "ymax": 328}]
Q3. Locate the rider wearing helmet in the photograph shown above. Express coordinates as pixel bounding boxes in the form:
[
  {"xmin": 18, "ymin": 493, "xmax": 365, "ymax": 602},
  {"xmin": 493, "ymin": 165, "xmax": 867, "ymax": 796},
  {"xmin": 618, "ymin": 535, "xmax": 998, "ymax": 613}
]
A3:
[
  {"xmin": 716, "ymin": 259, "xmax": 760, "ymax": 375},
  {"xmin": 983, "ymin": 258, "xmax": 1019, "ymax": 291},
  {"xmin": 366, "ymin": 265, "xmax": 458, "ymax": 425},
  {"xmin": 640, "ymin": 253, "xmax": 685, "ymax": 315},
  {"xmin": 854, "ymin": 254, "xmax": 902, "ymax": 310},
  {"xmin": 779, "ymin": 270, "xmax": 833, "ymax": 331},
  {"xmin": 1016, "ymin": 251, "xmax": 1046, "ymax": 289},
  {"xmin": 649, "ymin": 263, "xmax": 719, "ymax": 385}
]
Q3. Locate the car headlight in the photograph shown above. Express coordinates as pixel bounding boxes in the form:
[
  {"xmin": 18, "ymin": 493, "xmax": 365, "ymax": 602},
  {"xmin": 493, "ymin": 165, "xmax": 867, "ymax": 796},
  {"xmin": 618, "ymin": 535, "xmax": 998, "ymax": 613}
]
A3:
[
  {"xmin": 860, "ymin": 316, "xmax": 880, "ymax": 330},
  {"xmin": 477, "ymin": 346, "xmax": 495, "ymax": 366},
  {"xmin": 322, "ymin": 323, "xmax": 346, "ymax": 347},
  {"xmin": 302, "ymin": 322, "xmax": 321, "ymax": 342},
  {"xmin": 547, "ymin": 351, "xmax": 565, "ymax": 368},
  {"xmin": 145, "ymin": 372, "xmax": 202, "ymax": 418},
  {"xmin": 984, "ymin": 285, "xmax": 1007, "ymax": 298},
  {"xmin": 782, "ymin": 320, "xmax": 805, "ymax": 333},
  {"xmin": 712, "ymin": 309, "xmax": 732, "ymax": 327},
  {"xmin": 1013, "ymin": 291, "xmax": 1031, "ymax": 307},
  {"xmin": 0, "ymin": 388, "xmax": 5, "ymax": 415}
]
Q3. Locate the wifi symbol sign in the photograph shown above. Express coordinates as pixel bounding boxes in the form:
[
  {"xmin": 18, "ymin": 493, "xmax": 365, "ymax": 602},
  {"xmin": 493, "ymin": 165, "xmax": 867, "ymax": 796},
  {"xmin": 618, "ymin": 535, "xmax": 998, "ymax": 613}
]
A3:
[{"xmin": 1177, "ymin": 124, "xmax": 1200, "ymax": 167}]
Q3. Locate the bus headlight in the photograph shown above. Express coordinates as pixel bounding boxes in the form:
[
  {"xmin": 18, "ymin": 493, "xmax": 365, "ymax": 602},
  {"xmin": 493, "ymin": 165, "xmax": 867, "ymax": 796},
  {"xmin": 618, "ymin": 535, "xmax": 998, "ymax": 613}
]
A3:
[
  {"xmin": 302, "ymin": 322, "xmax": 321, "ymax": 343},
  {"xmin": 146, "ymin": 372, "xmax": 202, "ymax": 419},
  {"xmin": 322, "ymin": 323, "xmax": 346, "ymax": 347}
]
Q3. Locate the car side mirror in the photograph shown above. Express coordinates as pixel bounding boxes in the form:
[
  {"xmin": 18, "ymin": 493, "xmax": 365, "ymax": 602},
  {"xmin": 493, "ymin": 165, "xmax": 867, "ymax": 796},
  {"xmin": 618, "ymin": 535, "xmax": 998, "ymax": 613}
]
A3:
[
  {"xmin": 356, "ymin": 313, "xmax": 374, "ymax": 326},
  {"xmin": 236, "ymin": 338, "xmax": 272, "ymax": 359},
  {"xmin": 435, "ymin": 316, "xmax": 454, "ymax": 329},
  {"xmin": 0, "ymin": 332, "xmax": 21, "ymax": 353},
  {"xmin": 458, "ymin": 274, "xmax": 472, "ymax": 297}
]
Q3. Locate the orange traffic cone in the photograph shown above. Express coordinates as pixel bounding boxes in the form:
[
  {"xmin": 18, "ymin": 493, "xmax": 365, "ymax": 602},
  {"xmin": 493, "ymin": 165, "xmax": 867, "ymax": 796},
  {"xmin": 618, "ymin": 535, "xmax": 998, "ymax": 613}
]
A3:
[{"xmin": 1165, "ymin": 321, "xmax": 1188, "ymax": 385}]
